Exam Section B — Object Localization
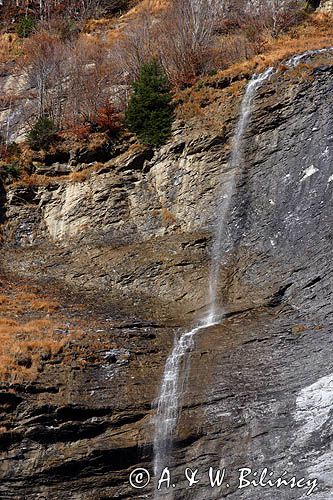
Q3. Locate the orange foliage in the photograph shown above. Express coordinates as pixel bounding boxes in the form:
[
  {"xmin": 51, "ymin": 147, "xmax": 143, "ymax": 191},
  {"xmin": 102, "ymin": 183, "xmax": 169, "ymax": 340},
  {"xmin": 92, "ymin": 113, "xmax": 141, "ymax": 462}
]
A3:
[
  {"xmin": 62, "ymin": 123, "xmax": 92, "ymax": 140},
  {"xmin": 0, "ymin": 282, "xmax": 80, "ymax": 383},
  {"xmin": 161, "ymin": 207, "xmax": 177, "ymax": 225},
  {"xmin": 0, "ymin": 33, "xmax": 19, "ymax": 64},
  {"xmin": 91, "ymin": 102, "xmax": 123, "ymax": 135}
]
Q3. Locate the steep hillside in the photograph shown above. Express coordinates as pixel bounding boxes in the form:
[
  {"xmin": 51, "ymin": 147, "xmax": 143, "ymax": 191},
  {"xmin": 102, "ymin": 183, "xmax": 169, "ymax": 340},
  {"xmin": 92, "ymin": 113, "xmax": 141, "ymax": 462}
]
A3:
[{"xmin": 0, "ymin": 49, "xmax": 332, "ymax": 499}]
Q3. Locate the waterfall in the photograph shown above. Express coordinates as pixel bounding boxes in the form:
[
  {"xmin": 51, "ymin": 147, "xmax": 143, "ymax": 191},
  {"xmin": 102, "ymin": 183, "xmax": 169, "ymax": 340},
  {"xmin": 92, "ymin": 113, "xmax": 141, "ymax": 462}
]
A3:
[
  {"xmin": 207, "ymin": 67, "xmax": 273, "ymax": 323},
  {"xmin": 150, "ymin": 44, "xmax": 333, "ymax": 497},
  {"xmin": 153, "ymin": 323, "xmax": 208, "ymax": 478},
  {"xmin": 286, "ymin": 46, "xmax": 333, "ymax": 67},
  {"xmin": 152, "ymin": 67, "xmax": 273, "ymax": 481}
]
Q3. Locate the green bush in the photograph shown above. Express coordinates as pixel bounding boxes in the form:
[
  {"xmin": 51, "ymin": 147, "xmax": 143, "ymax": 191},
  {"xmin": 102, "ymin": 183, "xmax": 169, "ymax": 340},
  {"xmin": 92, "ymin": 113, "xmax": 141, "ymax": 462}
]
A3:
[
  {"xmin": 2, "ymin": 162, "xmax": 21, "ymax": 179},
  {"xmin": 27, "ymin": 117, "xmax": 57, "ymax": 150},
  {"xmin": 16, "ymin": 15, "xmax": 36, "ymax": 38},
  {"xmin": 125, "ymin": 61, "xmax": 173, "ymax": 147}
]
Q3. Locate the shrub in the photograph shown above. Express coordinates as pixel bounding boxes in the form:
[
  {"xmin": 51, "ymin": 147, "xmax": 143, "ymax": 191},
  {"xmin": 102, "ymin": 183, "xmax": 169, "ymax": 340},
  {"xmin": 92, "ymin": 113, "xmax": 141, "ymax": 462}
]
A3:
[
  {"xmin": 125, "ymin": 61, "xmax": 173, "ymax": 147},
  {"xmin": 91, "ymin": 102, "xmax": 122, "ymax": 136},
  {"xmin": 27, "ymin": 117, "xmax": 57, "ymax": 150},
  {"xmin": 6, "ymin": 142, "xmax": 21, "ymax": 157},
  {"xmin": 2, "ymin": 162, "xmax": 21, "ymax": 179},
  {"xmin": 0, "ymin": 143, "xmax": 21, "ymax": 181},
  {"xmin": 63, "ymin": 123, "xmax": 92, "ymax": 140},
  {"xmin": 40, "ymin": 16, "xmax": 80, "ymax": 42},
  {"xmin": 16, "ymin": 15, "xmax": 36, "ymax": 38}
]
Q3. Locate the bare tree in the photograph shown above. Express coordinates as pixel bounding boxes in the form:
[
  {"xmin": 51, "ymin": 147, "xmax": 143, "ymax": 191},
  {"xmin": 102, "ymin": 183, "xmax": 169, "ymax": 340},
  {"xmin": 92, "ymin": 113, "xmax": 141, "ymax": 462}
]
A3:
[
  {"xmin": 0, "ymin": 0, "xmax": 103, "ymax": 25},
  {"xmin": 223, "ymin": 0, "xmax": 304, "ymax": 38},
  {"xmin": 21, "ymin": 31, "xmax": 69, "ymax": 124},
  {"xmin": 112, "ymin": 7, "xmax": 155, "ymax": 84},
  {"xmin": 66, "ymin": 35, "xmax": 113, "ymax": 125},
  {"xmin": 157, "ymin": 0, "xmax": 223, "ymax": 85}
]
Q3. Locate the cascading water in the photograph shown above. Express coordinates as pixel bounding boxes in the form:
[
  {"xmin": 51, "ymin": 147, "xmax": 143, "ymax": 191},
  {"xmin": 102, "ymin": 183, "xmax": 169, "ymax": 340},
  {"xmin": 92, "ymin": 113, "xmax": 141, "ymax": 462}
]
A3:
[
  {"xmin": 207, "ymin": 67, "xmax": 273, "ymax": 323},
  {"xmin": 152, "ymin": 67, "xmax": 273, "ymax": 481},
  {"xmin": 153, "ymin": 323, "xmax": 209, "ymax": 478},
  {"xmin": 286, "ymin": 46, "xmax": 333, "ymax": 67},
  {"xmin": 152, "ymin": 45, "xmax": 333, "ymax": 496}
]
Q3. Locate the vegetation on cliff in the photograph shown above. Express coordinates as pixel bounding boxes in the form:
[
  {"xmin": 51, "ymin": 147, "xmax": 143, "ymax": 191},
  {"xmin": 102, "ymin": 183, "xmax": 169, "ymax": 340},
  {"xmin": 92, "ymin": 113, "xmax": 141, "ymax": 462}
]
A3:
[
  {"xmin": 0, "ymin": 281, "xmax": 73, "ymax": 383},
  {"xmin": 0, "ymin": 0, "xmax": 332, "ymax": 172},
  {"xmin": 27, "ymin": 117, "xmax": 57, "ymax": 150},
  {"xmin": 125, "ymin": 61, "xmax": 173, "ymax": 146}
]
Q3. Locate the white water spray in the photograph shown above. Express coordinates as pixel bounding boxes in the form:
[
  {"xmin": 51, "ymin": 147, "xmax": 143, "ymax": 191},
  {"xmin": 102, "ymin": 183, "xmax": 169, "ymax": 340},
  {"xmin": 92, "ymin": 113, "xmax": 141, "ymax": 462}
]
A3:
[
  {"xmin": 153, "ymin": 323, "xmax": 210, "ymax": 477},
  {"xmin": 150, "ymin": 45, "xmax": 333, "ymax": 498},
  {"xmin": 152, "ymin": 67, "xmax": 273, "ymax": 480},
  {"xmin": 207, "ymin": 67, "xmax": 273, "ymax": 323},
  {"xmin": 286, "ymin": 47, "xmax": 333, "ymax": 67}
]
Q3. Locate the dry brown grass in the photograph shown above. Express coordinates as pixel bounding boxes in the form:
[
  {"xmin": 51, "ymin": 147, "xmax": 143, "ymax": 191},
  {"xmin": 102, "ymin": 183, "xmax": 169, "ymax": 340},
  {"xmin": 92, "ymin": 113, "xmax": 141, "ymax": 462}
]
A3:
[
  {"xmin": 216, "ymin": 12, "xmax": 333, "ymax": 78},
  {"xmin": 13, "ymin": 174, "xmax": 56, "ymax": 188},
  {"xmin": 84, "ymin": 1, "xmax": 149, "ymax": 33},
  {"xmin": 28, "ymin": 299, "xmax": 59, "ymax": 313},
  {"xmin": 177, "ymin": 12, "xmax": 333, "ymax": 125},
  {"xmin": 177, "ymin": 79, "xmax": 242, "ymax": 130},
  {"xmin": 68, "ymin": 162, "xmax": 105, "ymax": 183},
  {"xmin": 0, "ymin": 33, "xmax": 19, "ymax": 64},
  {"xmin": 292, "ymin": 323, "xmax": 323, "ymax": 334},
  {"xmin": 161, "ymin": 207, "xmax": 177, "ymax": 225},
  {"xmin": 0, "ymin": 283, "xmax": 79, "ymax": 384},
  {"xmin": 12, "ymin": 162, "xmax": 106, "ymax": 188}
]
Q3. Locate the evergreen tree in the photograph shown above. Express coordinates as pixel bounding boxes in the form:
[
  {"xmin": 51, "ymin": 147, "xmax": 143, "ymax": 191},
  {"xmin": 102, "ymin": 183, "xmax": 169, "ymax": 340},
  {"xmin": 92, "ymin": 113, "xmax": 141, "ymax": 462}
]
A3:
[
  {"xmin": 16, "ymin": 15, "xmax": 36, "ymax": 38},
  {"xmin": 27, "ymin": 117, "xmax": 57, "ymax": 150},
  {"xmin": 125, "ymin": 61, "xmax": 173, "ymax": 147}
]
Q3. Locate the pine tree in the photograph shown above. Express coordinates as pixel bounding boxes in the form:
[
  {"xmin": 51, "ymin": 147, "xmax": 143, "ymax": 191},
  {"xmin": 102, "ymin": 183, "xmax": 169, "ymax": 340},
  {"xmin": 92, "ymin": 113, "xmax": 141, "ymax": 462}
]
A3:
[
  {"xmin": 125, "ymin": 61, "xmax": 173, "ymax": 147},
  {"xmin": 27, "ymin": 117, "xmax": 57, "ymax": 150}
]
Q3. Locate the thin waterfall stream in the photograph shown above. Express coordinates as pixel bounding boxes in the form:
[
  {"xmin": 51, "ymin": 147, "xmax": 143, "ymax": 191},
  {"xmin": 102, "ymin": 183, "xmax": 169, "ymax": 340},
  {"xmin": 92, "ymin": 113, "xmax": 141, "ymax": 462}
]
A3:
[
  {"xmin": 206, "ymin": 67, "xmax": 273, "ymax": 324},
  {"xmin": 152, "ymin": 46, "xmax": 333, "ymax": 486},
  {"xmin": 152, "ymin": 67, "xmax": 273, "ymax": 480}
]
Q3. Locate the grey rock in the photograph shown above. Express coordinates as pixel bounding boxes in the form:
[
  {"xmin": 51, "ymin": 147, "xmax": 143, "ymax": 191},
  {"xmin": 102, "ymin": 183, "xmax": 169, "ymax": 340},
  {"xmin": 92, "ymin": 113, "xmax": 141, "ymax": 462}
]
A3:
[
  {"xmin": 34, "ymin": 163, "xmax": 73, "ymax": 177},
  {"xmin": 0, "ymin": 57, "xmax": 332, "ymax": 500}
]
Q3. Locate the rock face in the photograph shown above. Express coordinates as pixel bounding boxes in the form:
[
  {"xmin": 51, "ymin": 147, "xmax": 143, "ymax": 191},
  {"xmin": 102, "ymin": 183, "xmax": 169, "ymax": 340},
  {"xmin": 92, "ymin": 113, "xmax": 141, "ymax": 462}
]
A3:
[
  {"xmin": 0, "ymin": 55, "xmax": 332, "ymax": 499},
  {"xmin": 320, "ymin": 0, "xmax": 333, "ymax": 12},
  {"xmin": 2, "ymin": 133, "xmax": 230, "ymax": 320},
  {"xmin": 0, "ymin": 177, "xmax": 5, "ymax": 224},
  {"xmin": 0, "ymin": 69, "xmax": 34, "ymax": 143}
]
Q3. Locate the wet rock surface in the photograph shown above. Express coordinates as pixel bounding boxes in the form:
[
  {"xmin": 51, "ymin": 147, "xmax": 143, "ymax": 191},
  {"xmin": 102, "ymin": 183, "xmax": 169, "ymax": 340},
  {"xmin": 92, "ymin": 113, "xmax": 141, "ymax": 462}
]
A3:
[
  {"xmin": 0, "ymin": 57, "xmax": 332, "ymax": 498},
  {"xmin": 168, "ymin": 61, "xmax": 333, "ymax": 500}
]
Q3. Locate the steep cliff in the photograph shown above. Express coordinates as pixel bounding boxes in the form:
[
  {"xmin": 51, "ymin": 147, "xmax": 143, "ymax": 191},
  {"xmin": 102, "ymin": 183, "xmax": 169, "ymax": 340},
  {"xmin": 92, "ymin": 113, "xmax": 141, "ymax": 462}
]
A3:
[{"xmin": 0, "ymin": 53, "xmax": 332, "ymax": 499}]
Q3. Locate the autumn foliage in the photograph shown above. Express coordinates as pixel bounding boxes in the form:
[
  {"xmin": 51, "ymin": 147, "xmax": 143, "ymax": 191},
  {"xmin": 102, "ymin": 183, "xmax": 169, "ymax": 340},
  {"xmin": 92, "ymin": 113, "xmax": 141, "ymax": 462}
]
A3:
[
  {"xmin": 91, "ymin": 102, "xmax": 122, "ymax": 135},
  {"xmin": 0, "ymin": 0, "xmax": 330, "ymax": 150}
]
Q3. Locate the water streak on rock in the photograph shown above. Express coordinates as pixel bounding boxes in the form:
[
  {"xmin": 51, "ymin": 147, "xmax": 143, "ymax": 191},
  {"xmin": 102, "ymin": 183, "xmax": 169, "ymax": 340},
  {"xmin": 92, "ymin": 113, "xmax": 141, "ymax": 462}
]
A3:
[
  {"xmin": 153, "ymin": 68, "xmax": 273, "ymax": 482},
  {"xmin": 207, "ymin": 67, "xmax": 273, "ymax": 323}
]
